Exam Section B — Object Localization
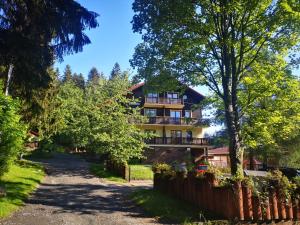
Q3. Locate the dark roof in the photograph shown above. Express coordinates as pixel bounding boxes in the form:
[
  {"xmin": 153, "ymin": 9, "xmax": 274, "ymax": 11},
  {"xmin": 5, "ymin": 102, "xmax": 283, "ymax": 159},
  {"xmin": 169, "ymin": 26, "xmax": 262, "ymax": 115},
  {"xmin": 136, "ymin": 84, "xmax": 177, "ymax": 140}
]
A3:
[
  {"xmin": 128, "ymin": 82, "xmax": 205, "ymax": 98},
  {"xmin": 128, "ymin": 82, "xmax": 145, "ymax": 91},
  {"xmin": 208, "ymin": 147, "xmax": 229, "ymax": 155}
]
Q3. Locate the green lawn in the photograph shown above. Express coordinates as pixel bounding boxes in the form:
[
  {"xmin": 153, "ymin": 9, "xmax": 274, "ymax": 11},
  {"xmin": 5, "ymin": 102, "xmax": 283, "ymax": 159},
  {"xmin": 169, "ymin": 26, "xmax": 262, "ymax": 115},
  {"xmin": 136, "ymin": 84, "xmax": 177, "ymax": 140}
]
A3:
[
  {"xmin": 130, "ymin": 189, "xmax": 229, "ymax": 225},
  {"xmin": 0, "ymin": 160, "xmax": 45, "ymax": 218},
  {"xmin": 89, "ymin": 163, "xmax": 126, "ymax": 183},
  {"xmin": 129, "ymin": 164, "xmax": 153, "ymax": 180}
]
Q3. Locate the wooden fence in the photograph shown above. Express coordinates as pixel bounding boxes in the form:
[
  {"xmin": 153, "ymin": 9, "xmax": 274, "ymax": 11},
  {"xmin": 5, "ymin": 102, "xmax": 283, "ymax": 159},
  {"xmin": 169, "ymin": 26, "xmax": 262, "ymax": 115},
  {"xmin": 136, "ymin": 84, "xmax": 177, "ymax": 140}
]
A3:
[{"xmin": 154, "ymin": 173, "xmax": 300, "ymax": 221}]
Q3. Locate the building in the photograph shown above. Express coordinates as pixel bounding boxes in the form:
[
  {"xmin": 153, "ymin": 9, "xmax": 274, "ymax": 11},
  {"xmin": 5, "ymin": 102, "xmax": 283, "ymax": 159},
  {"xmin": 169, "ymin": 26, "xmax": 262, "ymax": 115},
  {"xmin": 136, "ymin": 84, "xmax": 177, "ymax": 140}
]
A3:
[
  {"xmin": 207, "ymin": 147, "xmax": 230, "ymax": 168},
  {"xmin": 129, "ymin": 82, "xmax": 212, "ymax": 163}
]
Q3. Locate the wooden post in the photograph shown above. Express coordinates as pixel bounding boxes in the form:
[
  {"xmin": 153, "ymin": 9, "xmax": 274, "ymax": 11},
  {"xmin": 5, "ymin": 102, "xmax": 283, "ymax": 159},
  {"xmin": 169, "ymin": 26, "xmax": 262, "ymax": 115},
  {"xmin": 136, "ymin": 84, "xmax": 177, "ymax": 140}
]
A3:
[
  {"xmin": 234, "ymin": 181, "xmax": 244, "ymax": 220},
  {"xmin": 242, "ymin": 186, "xmax": 253, "ymax": 220},
  {"xmin": 271, "ymin": 189, "xmax": 279, "ymax": 219},
  {"xmin": 286, "ymin": 199, "xmax": 293, "ymax": 220},
  {"xmin": 264, "ymin": 199, "xmax": 271, "ymax": 221},
  {"xmin": 253, "ymin": 196, "xmax": 263, "ymax": 221}
]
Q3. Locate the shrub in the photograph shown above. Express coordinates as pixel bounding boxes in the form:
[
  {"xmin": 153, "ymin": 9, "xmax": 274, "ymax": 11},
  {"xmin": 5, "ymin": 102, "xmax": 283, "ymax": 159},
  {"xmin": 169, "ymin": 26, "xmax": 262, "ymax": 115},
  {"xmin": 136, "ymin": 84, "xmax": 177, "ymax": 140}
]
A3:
[
  {"xmin": 267, "ymin": 170, "xmax": 297, "ymax": 201},
  {"xmin": 0, "ymin": 85, "xmax": 26, "ymax": 177},
  {"xmin": 152, "ymin": 163, "xmax": 172, "ymax": 174},
  {"xmin": 152, "ymin": 163, "xmax": 176, "ymax": 178}
]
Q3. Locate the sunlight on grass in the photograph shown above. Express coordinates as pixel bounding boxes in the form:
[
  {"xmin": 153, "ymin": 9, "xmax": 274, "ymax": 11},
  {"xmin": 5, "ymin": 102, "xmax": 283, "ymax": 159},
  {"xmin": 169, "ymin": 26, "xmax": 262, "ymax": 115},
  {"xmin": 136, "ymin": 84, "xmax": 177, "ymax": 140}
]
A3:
[
  {"xmin": 131, "ymin": 189, "xmax": 229, "ymax": 224},
  {"xmin": 0, "ymin": 160, "xmax": 45, "ymax": 218},
  {"xmin": 129, "ymin": 165, "xmax": 153, "ymax": 180},
  {"xmin": 89, "ymin": 163, "xmax": 126, "ymax": 183},
  {"xmin": 130, "ymin": 189, "xmax": 200, "ymax": 223}
]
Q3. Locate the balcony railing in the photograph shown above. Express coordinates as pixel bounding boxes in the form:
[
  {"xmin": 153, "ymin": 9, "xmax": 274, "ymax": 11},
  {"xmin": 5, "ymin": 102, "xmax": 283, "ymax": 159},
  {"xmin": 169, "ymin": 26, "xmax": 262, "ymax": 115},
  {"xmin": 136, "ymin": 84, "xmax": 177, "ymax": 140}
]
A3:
[
  {"xmin": 145, "ymin": 137, "xmax": 210, "ymax": 145},
  {"xmin": 145, "ymin": 117, "xmax": 210, "ymax": 126},
  {"xmin": 145, "ymin": 97, "xmax": 183, "ymax": 105}
]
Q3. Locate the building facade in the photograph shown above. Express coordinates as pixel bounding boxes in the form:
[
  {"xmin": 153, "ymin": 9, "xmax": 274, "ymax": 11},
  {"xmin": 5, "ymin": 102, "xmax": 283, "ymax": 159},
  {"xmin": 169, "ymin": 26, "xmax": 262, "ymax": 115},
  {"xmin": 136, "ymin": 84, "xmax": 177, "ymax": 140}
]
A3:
[{"xmin": 129, "ymin": 82, "xmax": 212, "ymax": 163}]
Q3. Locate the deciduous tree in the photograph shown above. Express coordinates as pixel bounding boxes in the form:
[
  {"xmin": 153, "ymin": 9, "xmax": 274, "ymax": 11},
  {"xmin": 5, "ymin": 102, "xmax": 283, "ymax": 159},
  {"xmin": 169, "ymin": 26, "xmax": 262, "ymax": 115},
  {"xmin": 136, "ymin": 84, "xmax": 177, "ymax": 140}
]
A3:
[{"xmin": 131, "ymin": 0, "xmax": 300, "ymax": 176}]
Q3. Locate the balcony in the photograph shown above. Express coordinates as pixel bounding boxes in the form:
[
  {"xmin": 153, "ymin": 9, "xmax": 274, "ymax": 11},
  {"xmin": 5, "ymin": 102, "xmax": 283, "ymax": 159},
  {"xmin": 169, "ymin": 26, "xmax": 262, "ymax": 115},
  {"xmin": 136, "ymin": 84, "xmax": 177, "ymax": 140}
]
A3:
[
  {"xmin": 144, "ymin": 97, "xmax": 184, "ymax": 108},
  {"xmin": 144, "ymin": 116, "xmax": 210, "ymax": 126},
  {"xmin": 145, "ymin": 137, "xmax": 210, "ymax": 146}
]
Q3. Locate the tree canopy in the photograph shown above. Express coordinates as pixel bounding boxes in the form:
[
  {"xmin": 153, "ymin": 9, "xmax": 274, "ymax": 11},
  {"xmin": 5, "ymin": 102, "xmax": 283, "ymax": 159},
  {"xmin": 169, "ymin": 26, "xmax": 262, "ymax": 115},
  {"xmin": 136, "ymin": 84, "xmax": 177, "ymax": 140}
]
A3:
[
  {"xmin": 131, "ymin": 0, "xmax": 300, "ymax": 176},
  {"xmin": 0, "ymin": 0, "xmax": 98, "ymax": 97}
]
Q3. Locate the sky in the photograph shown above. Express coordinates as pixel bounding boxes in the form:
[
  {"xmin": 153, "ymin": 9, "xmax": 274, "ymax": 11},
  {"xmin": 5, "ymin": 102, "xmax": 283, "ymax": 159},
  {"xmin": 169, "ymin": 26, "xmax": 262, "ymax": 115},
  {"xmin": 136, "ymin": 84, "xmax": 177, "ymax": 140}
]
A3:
[{"xmin": 55, "ymin": 0, "xmax": 141, "ymax": 80}]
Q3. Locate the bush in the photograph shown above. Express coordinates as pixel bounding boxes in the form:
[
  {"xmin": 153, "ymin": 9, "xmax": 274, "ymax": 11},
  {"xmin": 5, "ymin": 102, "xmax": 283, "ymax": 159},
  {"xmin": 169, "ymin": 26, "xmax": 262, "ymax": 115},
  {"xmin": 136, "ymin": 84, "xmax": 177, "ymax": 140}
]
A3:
[
  {"xmin": 152, "ymin": 163, "xmax": 172, "ymax": 174},
  {"xmin": 152, "ymin": 163, "xmax": 177, "ymax": 178},
  {"xmin": 0, "ymin": 85, "xmax": 26, "ymax": 177},
  {"xmin": 267, "ymin": 170, "xmax": 297, "ymax": 201}
]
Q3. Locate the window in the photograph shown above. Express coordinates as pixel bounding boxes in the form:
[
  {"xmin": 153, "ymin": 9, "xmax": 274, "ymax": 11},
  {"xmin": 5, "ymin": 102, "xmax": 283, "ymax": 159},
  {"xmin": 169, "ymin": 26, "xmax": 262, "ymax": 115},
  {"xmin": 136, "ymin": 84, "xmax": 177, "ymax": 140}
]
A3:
[
  {"xmin": 147, "ymin": 92, "xmax": 158, "ymax": 98},
  {"xmin": 167, "ymin": 92, "xmax": 178, "ymax": 99},
  {"xmin": 185, "ymin": 110, "xmax": 192, "ymax": 118},
  {"xmin": 170, "ymin": 110, "xmax": 181, "ymax": 118},
  {"xmin": 144, "ymin": 108, "xmax": 156, "ymax": 117}
]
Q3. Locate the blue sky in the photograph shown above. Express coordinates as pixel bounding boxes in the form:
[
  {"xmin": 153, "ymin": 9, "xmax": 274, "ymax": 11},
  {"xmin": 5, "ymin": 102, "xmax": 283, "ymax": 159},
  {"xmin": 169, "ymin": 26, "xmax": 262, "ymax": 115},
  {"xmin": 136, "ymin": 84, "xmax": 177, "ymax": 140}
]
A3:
[{"xmin": 55, "ymin": 0, "xmax": 141, "ymax": 79}]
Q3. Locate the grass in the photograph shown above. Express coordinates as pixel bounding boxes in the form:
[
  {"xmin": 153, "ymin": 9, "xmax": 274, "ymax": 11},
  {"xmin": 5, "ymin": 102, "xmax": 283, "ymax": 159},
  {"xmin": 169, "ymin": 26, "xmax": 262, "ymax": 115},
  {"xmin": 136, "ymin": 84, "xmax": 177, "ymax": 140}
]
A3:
[
  {"xmin": 89, "ymin": 163, "xmax": 126, "ymax": 183},
  {"xmin": 0, "ymin": 160, "xmax": 45, "ymax": 218},
  {"xmin": 130, "ymin": 189, "xmax": 201, "ymax": 224},
  {"xmin": 130, "ymin": 189, "xmax": 230, "ymax": 225},
  {"xmin": 129, "ymin": 164, "xmax": 153, "ymax": 180}
]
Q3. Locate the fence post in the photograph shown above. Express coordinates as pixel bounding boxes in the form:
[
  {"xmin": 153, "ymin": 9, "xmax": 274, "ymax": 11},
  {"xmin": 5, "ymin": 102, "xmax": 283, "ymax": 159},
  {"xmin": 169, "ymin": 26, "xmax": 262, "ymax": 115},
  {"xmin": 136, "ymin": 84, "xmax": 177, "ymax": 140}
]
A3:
[
  {"xmin": 234, "ymin": 181, "xmax": 244, "ymax": 220},
  {"xmin": 242, "ymin": 186, "xmax": 253, "ymax": 220}
]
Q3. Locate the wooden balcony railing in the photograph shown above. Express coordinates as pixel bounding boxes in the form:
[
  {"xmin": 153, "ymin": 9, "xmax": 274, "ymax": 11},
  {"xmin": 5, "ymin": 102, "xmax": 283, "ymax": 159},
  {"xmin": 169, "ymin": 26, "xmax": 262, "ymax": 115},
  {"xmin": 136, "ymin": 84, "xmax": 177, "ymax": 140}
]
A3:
[
  {"xmin": 145, "ymin": 117, "xmax": 210, "ymax": 126},
  {"xmin": 145, "ymin": 137, "xmax": 210, "ymax": 145},
  {"xmin": 145, "ymin": 97, "xmax": 183, "ymax": 105}
]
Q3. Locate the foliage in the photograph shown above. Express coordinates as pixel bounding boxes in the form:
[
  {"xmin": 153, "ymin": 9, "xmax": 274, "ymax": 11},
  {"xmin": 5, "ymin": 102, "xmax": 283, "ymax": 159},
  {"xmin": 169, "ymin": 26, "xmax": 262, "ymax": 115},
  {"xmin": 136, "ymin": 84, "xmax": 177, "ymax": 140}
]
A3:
[
  {"xmin": 62, "ymin": 65, "xmax": 73, "ymax": 83},
  {"xmin": 110, "ymin": 62, "xmax": 122, "ymax": 80},
  {"xmin": 0, "ymin": 0, "xmax": 98, "ymax": 98},
  {"xmin": 131, "ymin": 0, "xmax": 300, "ymax": 176},
  {"xmin": 72, "ymin": 73, "xmax": 85, "ymax": 89},
  {"xmin": 0, "ymin": 161, "xmax": 44, "ymax": 218},
  {"xmin": 0, "ymin": 82, "xmax": 26, "ymax": 177},
  {"xmin": 152, "ymin": 163, "xmax": 172, "ymax": 174},
  {"xmin": 266, "ymin": 170, "xmax": 297, "ymax": 201},
  {"xmin": 89, "ymin": 163, "xmax": 126, "ymax": 183},
  {"xmin": 37, "ymin": 69, "xmax": 149, "ymax": 164},
  {"xmin": 87, "ymin": 67, "xmax": 104, "ymax": 85}
]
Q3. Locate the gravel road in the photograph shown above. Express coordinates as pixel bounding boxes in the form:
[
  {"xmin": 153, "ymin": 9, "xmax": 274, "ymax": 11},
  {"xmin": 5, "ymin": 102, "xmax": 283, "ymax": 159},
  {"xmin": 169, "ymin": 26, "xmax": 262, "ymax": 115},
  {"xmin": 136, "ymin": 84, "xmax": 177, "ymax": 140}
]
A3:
[{"xmin": 0, "ymin": 154, "xmax": 161, "ymax": 225}]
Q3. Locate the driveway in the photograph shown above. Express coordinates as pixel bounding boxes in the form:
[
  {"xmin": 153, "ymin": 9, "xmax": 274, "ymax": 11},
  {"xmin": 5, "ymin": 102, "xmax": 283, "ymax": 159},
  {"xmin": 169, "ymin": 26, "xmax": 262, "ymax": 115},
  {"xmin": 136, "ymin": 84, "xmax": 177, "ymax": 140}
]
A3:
[{"xmin": 0, "ymin": 154, "xmax": 159, "ymax": 225}]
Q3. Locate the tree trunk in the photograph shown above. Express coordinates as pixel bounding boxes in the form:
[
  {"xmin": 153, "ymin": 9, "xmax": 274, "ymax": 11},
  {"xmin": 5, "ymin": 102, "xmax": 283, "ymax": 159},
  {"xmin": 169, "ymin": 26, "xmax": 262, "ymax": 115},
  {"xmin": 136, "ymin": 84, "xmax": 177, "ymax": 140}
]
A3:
[
  {"xmin": 5, "ymin": 64, "xmax": 14, "ymax": 96},
  {"xmin": 224, "ymin": 101, "xmax": 244, "ymax": 177}
]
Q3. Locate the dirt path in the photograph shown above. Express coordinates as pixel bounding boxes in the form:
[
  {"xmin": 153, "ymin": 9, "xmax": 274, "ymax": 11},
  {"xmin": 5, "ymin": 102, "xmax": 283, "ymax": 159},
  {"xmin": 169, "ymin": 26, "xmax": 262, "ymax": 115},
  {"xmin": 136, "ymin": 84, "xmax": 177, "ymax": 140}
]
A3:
[{"xmin": 0, "ymin": 154, "xmax": 161, "ymax": 225}]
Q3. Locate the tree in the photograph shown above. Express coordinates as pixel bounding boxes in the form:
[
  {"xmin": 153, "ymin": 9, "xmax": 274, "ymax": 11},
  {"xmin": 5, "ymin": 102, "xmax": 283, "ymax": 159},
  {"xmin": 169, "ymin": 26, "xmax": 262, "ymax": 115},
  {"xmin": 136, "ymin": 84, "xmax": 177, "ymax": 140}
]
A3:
[
  {"xmin": 0, "ymin": 0, "xmax": 98, "ymax": 97},
  {"xmin": 240, "ymin": 55, "xmax": 300, "ymax": 168},
  {"xmin": 88, "ymin": 67, "xmax": 105, "ymax": 84},
  {"xmin": 131, "ymin": 0, "xmax": 300, "ymax": 176},
  {"xmin": 62, "ymin": 65, "xmax": 73, "ymax": 83},
  {"xmin": 73, "ymin": 73, "xmax": 85, "ymax": 89},
  {"xmin": 0, "ymin": 81, "xmax": 26, "ymax": 176},
  {"xmin": 110, "ymin": 62, "xmax": 122, "ymax": 80},
  {"xmin": 38, "ymin": 74, "xmax": 148, "ymax": 163}
]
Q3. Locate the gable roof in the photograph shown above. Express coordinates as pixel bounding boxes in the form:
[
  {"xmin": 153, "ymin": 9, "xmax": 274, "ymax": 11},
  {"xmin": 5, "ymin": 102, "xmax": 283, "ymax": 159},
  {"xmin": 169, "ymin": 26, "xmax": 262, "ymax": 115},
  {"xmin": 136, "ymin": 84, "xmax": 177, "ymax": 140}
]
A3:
[
  {"xmin": 128, "ymin": 82, "xmax": 205, "ymax": 98},
  {"xmin": 208, "ymin": 147, "xmax": 229, "ymax": 155},
  {"xmin": 128, "ymin": 82, "xmax": 145, "ymax": 92}
]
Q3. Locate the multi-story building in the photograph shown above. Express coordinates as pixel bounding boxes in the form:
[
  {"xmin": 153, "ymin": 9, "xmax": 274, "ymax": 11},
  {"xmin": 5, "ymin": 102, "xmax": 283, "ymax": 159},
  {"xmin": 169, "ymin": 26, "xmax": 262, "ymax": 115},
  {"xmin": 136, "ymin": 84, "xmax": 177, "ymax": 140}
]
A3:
[{"xmin": 129, "ymin": 82, "xmax": 212, "ymax": 163}]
